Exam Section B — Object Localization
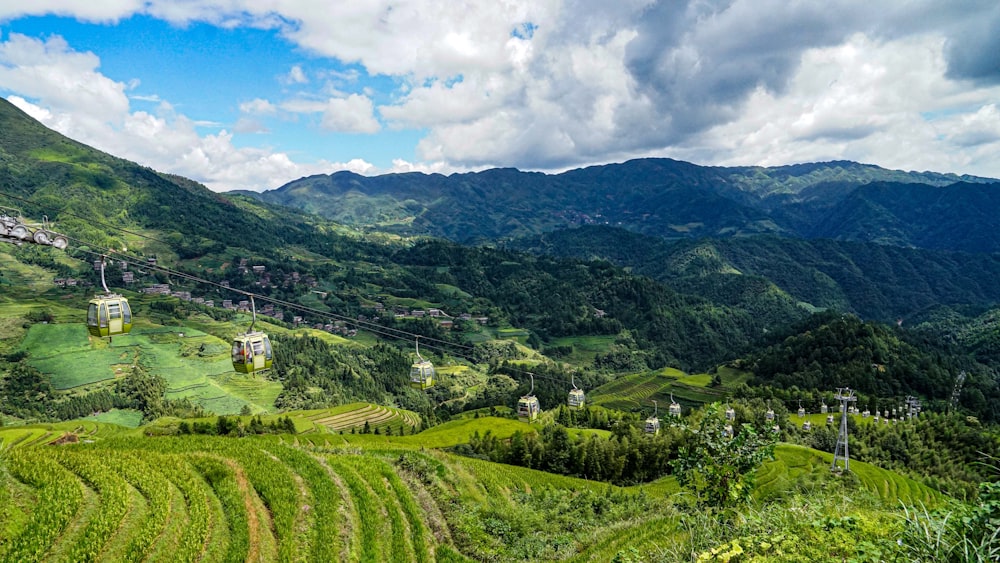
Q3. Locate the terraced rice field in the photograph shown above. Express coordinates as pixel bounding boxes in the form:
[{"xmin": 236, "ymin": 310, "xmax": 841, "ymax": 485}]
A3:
[
  {"xmin": 302, "ymin": 402, "xmax": 422, "ymax": 434},
  {"xmin": 0, "ymin": 413, "xmax": 951, "ymax": 562},
  {"xmin": 756, "ymin": 444, "xmax": 940, "ymax": 507},
  {"xmin": 589, "ymin": 368, "xmax": 740, "ymax": 411},
  {"xmin": 0, "ymin": 430, "xmax": 667, "ymax": 562}
]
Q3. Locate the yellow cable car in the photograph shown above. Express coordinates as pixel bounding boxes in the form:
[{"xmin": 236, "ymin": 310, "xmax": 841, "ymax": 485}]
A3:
[
  {"xmin": 668, "ymin": 394, "xmax": 682, "ymax": 418},
  {"xmin": 86, "ymin": 257, "xmax": 132, "ymax": 338},
  {"xmin": 409, "ymin": 337, "xmax": 435, "ymax": 390},
  {"xmin": 645, "ymin": 400, "xmax": 660, "ymax": 435},
  {"xmin": 87, "ymin": 294, "xmax": 132, "ymax": 337},
  {"xmin": 232, "ymin": 331, "xmax": 272, "ymax": 374},
  {"xmin": 232, "ymin": 296, "xmax": 272, "ymax": 374},
  {"xmin": 567, "ymin": 374, "xmax": 585, "ymax": 408},
  {"xmin": 517, "ymin": 373, "xmax": 540, "ymax": 422}
]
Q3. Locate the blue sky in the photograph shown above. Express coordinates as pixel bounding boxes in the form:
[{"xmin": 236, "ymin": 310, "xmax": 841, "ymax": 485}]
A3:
[{"xmin": 1, "ymin": 2, "xmax": 999, "ymax": 192}]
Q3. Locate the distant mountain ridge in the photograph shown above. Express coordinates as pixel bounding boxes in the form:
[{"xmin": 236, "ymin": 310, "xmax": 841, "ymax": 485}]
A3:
[
  {"xmin": 508, "ymin": 225, "xmax": 1000, "ymax": 322},
  {"xmin": 248, "ymin": 158, "xmax": 998, "ymax": 251}
]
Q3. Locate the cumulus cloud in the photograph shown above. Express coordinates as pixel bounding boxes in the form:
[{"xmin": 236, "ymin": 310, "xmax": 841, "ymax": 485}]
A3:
[
  {"xmin": 284, "ymin": 64, "xmax": 308, "ymax": 84},
  {"xmin": 320, "ymin": 94, "xmax": 380, "ymax": 134},
  {"xmin": 0, "ymin": 33, "xmax": 129, "ymax": 125},
  {"xmin": 3, "ymin": 0, "xmax": 1000, "ymax": 183},
  {"xmin": 239, "ymin": 97, "xmax": 277, "ymax": 115},
  {"xmin": 0, "ymin": 34, "xmax": 360, "ymax": 191}
]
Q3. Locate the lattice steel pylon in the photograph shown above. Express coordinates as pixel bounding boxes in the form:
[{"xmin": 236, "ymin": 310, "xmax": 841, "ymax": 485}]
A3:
[{"xmin": 832, "ymin": 387, "xmax": 857, "ymax": 472}]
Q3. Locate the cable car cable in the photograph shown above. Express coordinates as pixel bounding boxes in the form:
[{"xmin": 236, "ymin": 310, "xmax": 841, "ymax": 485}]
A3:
[
  {"xmin": 66, "ymin": 240, "xmax": 482, "ymax": 367},
  {"xmin": 19, "ymin": 198, "xmax": 584, "ymax": 391},
  {"xmin": 3, "ymin": 189, "xmax": 480, "ymax": 354}
]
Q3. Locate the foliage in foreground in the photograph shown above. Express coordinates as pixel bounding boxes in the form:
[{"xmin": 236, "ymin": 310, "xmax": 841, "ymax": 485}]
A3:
[{"xmin": 673, "ymin": 404, "xmax": 777, "ymax": 508}]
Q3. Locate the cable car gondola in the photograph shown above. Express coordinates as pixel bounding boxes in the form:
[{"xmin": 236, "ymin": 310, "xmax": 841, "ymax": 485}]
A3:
[
  {"xmin": 645, "ymin": 400, "xmax": 660, "ymax": 435},
  {"xmin": 409, "ymin": 337, "xmax": 435, "ymax": 390},
  {"xmin": 517, "ymin": 373, "xmax": 540, "ymax": 422},
  {"xmin": 568, "ymin": 373, "xmax": 585, "ymax": 409},
  {"xmin": 668, "ymin": 394, "xmax": 682, "ymax": 418},
  {"xmin": 87, "ymin": 257, "xmax": 132, "ymax": 339},
  {"xmin": 232, "ymin": 296, "xmax": 272, "ymax": 374}
]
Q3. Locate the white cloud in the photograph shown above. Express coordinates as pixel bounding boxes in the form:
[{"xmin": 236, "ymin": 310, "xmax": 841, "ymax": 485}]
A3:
[
  {"xmin": 0, "ymin": 33, "xmax": 129, "ymax": 124},
  {"xmin": 670, "ymin": 33, "xmax": 1000, "ymax": 178},
  {"xmin": 0, "ymin": 34, "xmax": 364, "ymax": 191},
  {"xmin": 0, "ymin": 0, "xmax": 144, "ymax": 23},
  {"xmin": 239, "ymin": 97, "xmax": 276, "ymax": 115},
  {"xmin": 232, "ymin": 117, "xmax": 269, "ymax": 134},
  {"xmin": 320, "ymin": 94, "xmax": 380, "ymax": 134},
  {"xmin": 285, "ymin": 64, "xmax": 308, "ymax": 84},
  {"xmin": 3, "ymin": 1, "xmax": 1000, "ymax": 183}
]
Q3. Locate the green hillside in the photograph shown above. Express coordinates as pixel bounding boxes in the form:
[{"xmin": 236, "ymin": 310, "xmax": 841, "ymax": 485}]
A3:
[{"xmin": 509, "ymin": 225, "xmax": 1000, "ymax": 322}]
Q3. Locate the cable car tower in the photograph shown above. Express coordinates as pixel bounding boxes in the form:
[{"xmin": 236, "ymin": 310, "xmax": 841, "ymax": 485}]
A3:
[
  {"xmin": 409, "ymin": 336, "xmax": 435, "ymax": 390},
  {"xmin": 0, "ymin": 207, "xmax": 68, "ymax": 249},
  {"xmin": 567, "ymin": 373, "xmax": 585, "ymax": 409},
  {"xmin": 905, "ymin": 395, "xmax": 921, "ymax": 420},
  {"xmin": 832, "ymin": 387, "xmax": 857, "ymax": 472}
]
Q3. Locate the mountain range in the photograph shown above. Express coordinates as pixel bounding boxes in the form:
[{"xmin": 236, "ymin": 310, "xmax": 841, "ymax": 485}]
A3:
[{"xmin": 246, "ymin": 158, "xmax": 999, "ymax": 252}]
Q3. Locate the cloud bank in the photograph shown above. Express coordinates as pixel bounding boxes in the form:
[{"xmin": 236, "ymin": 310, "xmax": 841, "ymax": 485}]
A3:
[{"xmin": 1, "ymin": 0, "xmax": 999, "ymax": 191}]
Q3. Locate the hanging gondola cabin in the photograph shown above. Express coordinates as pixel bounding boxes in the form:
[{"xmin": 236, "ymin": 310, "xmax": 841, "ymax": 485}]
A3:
[
  {"xmin": 568, "ymin": 388, "xmax": 586, "ymax": 409},
  {"xmin": 87, "ymin": 294, "xmax": 132, "ymax": 337},
  {"xmin": 517, "ymin": 395, "xmax": 540, "ymax": 422},
  {"xmin": 644, "ymin": 415, "xmax": 660, "ymax": 435},
  {"xmin": 410, "ymin": 359, "xmax": 436, "ymax": 390},
  {"xmin": 232, "ymin": 331, "xmax": 272, "ymax": 374},
  {"xmin": 668, "ymin": 401, "xmax": 682, "ymax": 418}
]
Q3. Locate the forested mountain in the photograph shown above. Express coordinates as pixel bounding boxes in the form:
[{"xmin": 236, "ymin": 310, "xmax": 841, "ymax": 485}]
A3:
[
  {"xmin": 509, "ymin": 225, "xmax": 1000, "ymax": 323},
  {"xmin": 738, "ymin": 312, "xmax": 1000, "ymax": 422},
  {"xmin": 250, "ymin": 157, "xmax": 999, "ymax": 251}
]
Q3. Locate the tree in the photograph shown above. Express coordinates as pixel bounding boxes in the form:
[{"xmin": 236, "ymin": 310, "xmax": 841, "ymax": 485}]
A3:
[{"xmin": 672, "ymin": 403, "xmax": 776, "ymax": 507}]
